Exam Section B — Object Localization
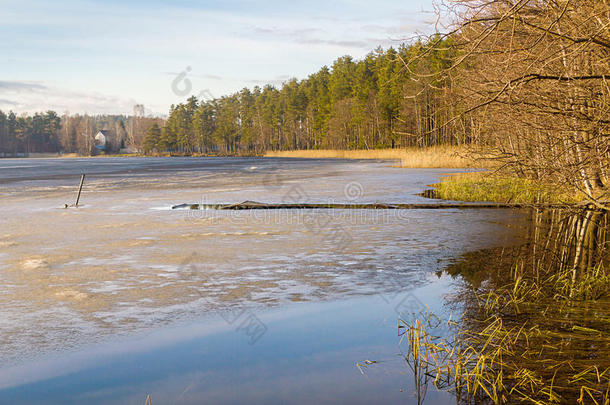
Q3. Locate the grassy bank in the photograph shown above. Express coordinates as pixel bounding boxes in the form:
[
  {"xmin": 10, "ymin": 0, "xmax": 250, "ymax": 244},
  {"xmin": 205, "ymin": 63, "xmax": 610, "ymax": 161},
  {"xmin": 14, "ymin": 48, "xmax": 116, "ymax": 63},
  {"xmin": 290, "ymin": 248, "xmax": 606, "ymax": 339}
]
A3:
[
  {"xmin": 434, "ymin": 172, "xmax": 583, "ymax": 204},
  {"xmin": 265, "ymin": 146, "xmax": 478, "ymax": 168}
]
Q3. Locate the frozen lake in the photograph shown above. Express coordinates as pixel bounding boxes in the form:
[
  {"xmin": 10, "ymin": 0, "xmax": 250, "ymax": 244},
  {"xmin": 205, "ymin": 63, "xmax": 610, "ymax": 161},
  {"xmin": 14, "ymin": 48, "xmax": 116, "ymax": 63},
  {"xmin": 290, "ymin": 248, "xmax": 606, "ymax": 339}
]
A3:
[{"xmin": 0, "ymin": 157, "xmax": 526, "ymax": 404}]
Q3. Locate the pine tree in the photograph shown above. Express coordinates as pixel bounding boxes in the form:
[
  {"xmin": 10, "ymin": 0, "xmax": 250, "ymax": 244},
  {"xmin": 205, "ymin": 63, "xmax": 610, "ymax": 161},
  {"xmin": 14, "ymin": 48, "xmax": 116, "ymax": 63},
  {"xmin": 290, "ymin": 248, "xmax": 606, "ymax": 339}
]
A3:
[{"xmin": 143, "ymin": 123, "xmax": 161, "ymax": 154}]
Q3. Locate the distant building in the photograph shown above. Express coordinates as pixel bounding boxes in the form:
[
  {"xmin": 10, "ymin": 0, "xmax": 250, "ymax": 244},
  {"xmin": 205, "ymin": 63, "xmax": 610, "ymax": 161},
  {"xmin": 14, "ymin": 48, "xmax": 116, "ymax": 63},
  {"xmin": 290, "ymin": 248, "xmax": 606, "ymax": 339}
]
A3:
[{"xmin": 94, "ymin": 130, "xmax": 109, "ymax": 151}]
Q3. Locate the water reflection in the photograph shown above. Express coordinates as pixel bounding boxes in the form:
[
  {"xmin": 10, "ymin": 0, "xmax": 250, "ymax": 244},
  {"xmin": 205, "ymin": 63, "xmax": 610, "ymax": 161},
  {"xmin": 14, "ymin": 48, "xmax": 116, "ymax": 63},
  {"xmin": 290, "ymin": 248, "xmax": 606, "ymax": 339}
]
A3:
[
  {"xmin": 0, "ymin": 291, "xmax": 459, "ymax": 405},
  {"xmin": 406, "ymin": 209, "xmax": 610, "ymax": 404}
]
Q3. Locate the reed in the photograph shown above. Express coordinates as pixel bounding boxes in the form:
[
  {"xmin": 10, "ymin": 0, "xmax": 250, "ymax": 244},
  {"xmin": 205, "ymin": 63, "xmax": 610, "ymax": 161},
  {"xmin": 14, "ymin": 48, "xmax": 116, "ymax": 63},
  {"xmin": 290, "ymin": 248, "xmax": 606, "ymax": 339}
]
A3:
[
  {"xmin": 265, "ymin": 146, "xmax": 480, "ymax": 168},
  {"xmin": 401, "ymin": 280, "xmax": 610, "ymax": 403},
  {"xmin": 400, "ymin": 210, "xmax": 610, "ymax": 404}
]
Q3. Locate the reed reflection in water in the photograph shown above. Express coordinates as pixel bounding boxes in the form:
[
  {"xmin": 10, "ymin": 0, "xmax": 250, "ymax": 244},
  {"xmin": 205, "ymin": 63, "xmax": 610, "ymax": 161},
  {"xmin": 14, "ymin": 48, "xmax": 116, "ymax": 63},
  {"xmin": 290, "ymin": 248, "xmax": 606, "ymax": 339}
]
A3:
[{"xmin": 402, "ymin": 209, "xmax": 610, "ymax": 405}]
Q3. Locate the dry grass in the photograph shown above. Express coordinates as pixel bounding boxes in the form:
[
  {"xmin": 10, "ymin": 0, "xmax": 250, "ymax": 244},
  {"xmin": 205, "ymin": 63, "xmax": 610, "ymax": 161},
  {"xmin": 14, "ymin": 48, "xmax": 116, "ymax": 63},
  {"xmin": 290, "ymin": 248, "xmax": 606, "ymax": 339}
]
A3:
[{"xmin": 265, "ymin": 146, "xmax": 482, "ymax": 168}]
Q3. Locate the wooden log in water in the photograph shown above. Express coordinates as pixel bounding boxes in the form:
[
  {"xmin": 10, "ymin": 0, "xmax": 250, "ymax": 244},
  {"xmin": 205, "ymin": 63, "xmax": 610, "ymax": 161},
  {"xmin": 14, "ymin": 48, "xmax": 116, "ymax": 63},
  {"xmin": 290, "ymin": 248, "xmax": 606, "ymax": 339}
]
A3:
[{"xmin": 171, "ymin": 200, "xmax": 581, "ymax": 210}]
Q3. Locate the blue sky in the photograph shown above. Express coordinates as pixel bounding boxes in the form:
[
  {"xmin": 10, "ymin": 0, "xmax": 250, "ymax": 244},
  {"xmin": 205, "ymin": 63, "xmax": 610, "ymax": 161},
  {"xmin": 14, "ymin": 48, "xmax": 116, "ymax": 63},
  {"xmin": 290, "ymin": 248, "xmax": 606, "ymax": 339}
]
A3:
[{"xmin": 1, "ymin": 0, "xmax": 437, "ymax": 116}]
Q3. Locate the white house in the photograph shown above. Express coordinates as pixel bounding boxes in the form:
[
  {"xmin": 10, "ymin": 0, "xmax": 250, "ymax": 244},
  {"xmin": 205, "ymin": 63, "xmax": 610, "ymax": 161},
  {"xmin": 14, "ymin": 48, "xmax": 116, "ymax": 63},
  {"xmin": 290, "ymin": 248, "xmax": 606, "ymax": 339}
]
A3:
[{"xmin": 94, "ymin": 131, "xmax": 109, "ymax": 150}]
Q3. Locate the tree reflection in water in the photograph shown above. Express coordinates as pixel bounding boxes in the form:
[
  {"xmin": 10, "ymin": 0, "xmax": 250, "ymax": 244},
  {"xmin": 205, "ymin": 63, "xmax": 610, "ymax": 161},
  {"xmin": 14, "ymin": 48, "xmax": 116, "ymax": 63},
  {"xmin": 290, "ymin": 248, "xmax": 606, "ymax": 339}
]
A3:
[{"xmin": 402, "ymin": 209, "xmax": 610, "ymax": 405}]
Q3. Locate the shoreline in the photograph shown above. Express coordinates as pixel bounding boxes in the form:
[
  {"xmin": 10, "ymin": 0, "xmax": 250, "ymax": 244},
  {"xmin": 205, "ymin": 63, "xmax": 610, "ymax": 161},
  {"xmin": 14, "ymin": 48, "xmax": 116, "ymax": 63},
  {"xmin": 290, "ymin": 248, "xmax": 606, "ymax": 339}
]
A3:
[{"xmin": 4, "ymin": 145, "xmax": 477, "ymax": 169}]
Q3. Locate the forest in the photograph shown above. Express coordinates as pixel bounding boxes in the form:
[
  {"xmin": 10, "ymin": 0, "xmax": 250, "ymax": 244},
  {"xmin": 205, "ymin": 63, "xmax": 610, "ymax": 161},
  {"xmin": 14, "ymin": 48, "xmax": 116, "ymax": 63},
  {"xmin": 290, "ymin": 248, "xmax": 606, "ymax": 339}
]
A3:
[
  {"xmin": 0, "ymin": 110, "xmax": 162, "ymax": 157},
  {"xmin": 153, "ymin": 0, "xmax": 608, "ymax": 205},
  {"xmin": 143, "ymin": 40, "xmax": 459, "ymax": 155}
]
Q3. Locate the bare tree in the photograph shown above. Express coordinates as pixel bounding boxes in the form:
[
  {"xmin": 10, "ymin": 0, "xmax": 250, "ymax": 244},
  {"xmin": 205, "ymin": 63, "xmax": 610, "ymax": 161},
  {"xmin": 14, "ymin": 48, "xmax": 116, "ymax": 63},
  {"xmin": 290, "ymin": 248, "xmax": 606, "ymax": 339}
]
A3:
[{"xmin": 411, "ymin": 0, "xmax": 610, "ymax": 207}]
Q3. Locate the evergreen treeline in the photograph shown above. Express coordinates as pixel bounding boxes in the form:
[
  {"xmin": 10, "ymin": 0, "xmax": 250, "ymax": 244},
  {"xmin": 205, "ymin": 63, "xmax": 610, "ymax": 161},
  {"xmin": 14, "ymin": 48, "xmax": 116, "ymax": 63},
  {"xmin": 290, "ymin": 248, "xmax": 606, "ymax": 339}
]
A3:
[
  {"xmin": 0, "ymin": 111, "xmax": 61, "ymax": 156},
  {"xmin": 145, "ymin": 41, "xmax": 464, "ymax": 155}
]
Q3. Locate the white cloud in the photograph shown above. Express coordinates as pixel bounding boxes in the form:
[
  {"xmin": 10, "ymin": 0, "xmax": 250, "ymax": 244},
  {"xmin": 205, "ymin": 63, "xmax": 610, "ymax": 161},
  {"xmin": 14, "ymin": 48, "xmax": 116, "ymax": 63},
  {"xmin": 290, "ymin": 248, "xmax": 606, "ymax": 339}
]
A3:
[{"xmin": 0, "ymin": 80, "xmax": 143, "ymax": 115}]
